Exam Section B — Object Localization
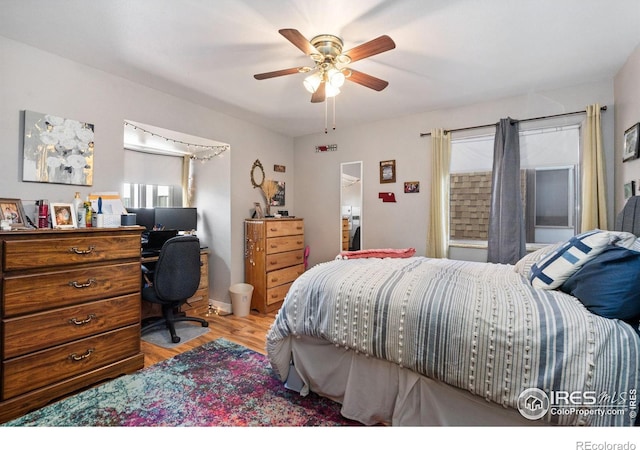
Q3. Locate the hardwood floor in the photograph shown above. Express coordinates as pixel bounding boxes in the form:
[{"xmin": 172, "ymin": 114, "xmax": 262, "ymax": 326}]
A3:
[{"xmin": 140, "ymin": 310, "xmax": 277, "ymax": 368}]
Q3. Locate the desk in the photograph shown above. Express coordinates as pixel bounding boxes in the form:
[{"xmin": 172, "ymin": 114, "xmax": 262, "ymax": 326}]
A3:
[{"xmin": 141, "ymin": 248, "xmax": 210, "ymax": 320}]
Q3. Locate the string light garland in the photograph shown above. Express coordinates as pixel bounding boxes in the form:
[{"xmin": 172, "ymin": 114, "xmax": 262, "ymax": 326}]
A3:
[{"xmin": 124, "ymin": 120, "xmax": 229, "ymax": 162}]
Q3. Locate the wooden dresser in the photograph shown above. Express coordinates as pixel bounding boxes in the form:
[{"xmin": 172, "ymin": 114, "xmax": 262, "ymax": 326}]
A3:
[
  {"xmin": 244, "ymin": 218, "xmax": 304, "ymax": 313},
  {"xmin": 0, "ymin": 227, "xmax": 145, "ymax": 423},
  {"xmin": 342, "ymin": 217, "xmax": 350, "ymax": 251}
]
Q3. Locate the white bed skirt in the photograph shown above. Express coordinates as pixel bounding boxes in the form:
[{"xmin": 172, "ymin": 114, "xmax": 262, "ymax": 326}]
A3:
[{"xmin": 281, "ymin": 335, "xmax": 547, "ymax": 426}]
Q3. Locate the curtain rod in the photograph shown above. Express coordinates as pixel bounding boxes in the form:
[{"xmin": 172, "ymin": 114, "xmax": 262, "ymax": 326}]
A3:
[{"xmin": 419, "ymin": 105, "xmax": 607, "ymax": 137}]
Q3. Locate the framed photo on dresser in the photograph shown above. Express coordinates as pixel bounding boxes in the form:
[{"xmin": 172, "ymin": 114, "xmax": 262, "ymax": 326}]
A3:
[
  {"xmin": 51, "ymin": 202, "xmax": 77, "ymax": 229},
  {"xmin": 0, "ymin": 198, "xmax": 27, "ymax": 229}
]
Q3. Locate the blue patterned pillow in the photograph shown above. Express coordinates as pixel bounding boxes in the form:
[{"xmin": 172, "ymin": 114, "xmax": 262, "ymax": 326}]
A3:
[
  {"xmin": 529, "ymin": 230, "xmax": 611, "ymax": 289},
  {"xmin": 560, "ymin": 245, "xmax": 640, "ymax": 322}
]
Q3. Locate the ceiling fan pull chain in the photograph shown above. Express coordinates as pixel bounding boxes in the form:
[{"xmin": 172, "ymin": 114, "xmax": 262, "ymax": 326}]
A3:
[
  {"xmin": 333, "ymin": 96, "xmax": 336, "ymax": 131},
  {"xmin": 325, "ymin": 99, "xmax": 328, "ymax": 134}
]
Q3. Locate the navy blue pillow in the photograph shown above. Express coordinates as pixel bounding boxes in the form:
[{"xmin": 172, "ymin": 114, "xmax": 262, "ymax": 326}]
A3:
[{"xmin": 560, "ymin": 245, "xmax": 640, "ymax": 322}]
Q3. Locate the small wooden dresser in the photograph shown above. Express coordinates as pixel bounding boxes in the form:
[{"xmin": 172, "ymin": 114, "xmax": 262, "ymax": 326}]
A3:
[
  {"xmin": 0, "ymin": 227, "xmax": 145, "ymax": 423},
  {"xmin": 244, "ymin": 218, "xmax": 304, "ymax": 313}
]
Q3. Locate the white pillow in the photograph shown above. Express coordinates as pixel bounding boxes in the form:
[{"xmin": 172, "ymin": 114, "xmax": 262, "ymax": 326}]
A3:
[
  {"xmin": 513, "ymin": 243, "xmax": 562, "ymax": 279},
  {"xmin": 529, "ymin": 230, "xmax": 611, "ymax": 290}
]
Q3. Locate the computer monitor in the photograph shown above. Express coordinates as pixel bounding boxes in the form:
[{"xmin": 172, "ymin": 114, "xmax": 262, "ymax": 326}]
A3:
[
  {"xmin": 126, "ymin": 207, "xmax": 156, "ymax": 231},
  {"xmin": 154, "ymin": 207, "xmax": 197, "ymax": 232}
]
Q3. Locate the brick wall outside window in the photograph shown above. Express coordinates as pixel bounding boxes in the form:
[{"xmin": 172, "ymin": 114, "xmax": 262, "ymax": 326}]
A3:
[{"xmin": 450, "ymin": 172, "xmax": 527, "ymax": 241}]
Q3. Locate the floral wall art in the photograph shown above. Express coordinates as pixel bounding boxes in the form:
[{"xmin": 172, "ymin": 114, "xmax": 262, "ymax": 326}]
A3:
[{"xmin": 22, "ymin": 110, "xmax": 94, "ymax": 186}]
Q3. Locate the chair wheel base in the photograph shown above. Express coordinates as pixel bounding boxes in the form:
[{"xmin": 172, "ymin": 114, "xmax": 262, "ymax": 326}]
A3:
[{"xmin": 171, "ymin": 335, "xmax": 181, "ymax": 343}]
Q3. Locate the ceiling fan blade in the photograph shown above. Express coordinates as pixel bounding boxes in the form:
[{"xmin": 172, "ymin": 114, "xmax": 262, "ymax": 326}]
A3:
[
  {"xmin": 346, "ymin": 69, "xmax": 389, "ymax": 91},
  {"xmin": 279, "ymin": 28, "xmax": 320, "ymax": 56},
  {"xmin": 343, "ymin": 35, "xmax": 396, "ymax": 63},
  {"xmin": 254, "ymin": 67, "xmax": 308, "ymax": 80},
  {"xmin": 311, "ymin": 83, "xmax": 326, "ymax": 103}
]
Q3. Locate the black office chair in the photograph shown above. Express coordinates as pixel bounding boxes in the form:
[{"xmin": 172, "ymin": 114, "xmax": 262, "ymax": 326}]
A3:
[{"xmin": 141, "ymin": 235, "xmax": 208, "ymax": 343}]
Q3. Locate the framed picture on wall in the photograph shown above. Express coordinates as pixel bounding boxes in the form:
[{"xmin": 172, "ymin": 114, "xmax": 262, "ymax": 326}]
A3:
[
  {"xmin": 623, "ymin": 123, "xmax": 639, "ymax": 162},
  {"xmin": 404, "ymin": 181, "xmax": 420, "ymax": 193},
  {"xmin": 380, "ymin": 160, "xmax": 396, "ymax": 183},
  {"xmin": 625, "ymin": 181, "xmax": 636, "ymax": 200}
]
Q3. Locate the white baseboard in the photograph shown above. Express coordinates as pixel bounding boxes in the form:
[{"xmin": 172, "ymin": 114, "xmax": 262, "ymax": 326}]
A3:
[{"xmin": 209, "ymin": 299, "xmax": 232, "ymax": 315}]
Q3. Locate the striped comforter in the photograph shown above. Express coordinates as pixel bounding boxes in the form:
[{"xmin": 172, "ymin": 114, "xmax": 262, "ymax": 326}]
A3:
[{"xmin": 266, "ymin": 257, "xmax": 640, "ymax": 426}]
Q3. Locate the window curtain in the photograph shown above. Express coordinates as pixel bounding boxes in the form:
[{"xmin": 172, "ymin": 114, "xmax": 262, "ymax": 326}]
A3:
[
  {"xmin": 427, "ymin": 128, "xmax": 451, "ymax": 258},
  {"xmin": 580, "ymin": 104, "xmax": 607, "ymax": 232},
  {"xmin": 487, "ymin": 118, "xmax": 526, "ymax": 264},
  {"xmin": 183, "ymin": 155, "xmax": 194, "ymax": 207}
]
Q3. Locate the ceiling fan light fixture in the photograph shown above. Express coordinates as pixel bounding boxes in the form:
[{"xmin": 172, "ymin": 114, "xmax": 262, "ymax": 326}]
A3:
[
  {"xmin": 303, "ymin": 72, "xmax": 322, "ymax": 93},
  {"xmin": 327, "ymin": 67, "xmax": 345, "ymax": 88},
  {"xmin": 325, "ymin": 83, "xmax": 340, "ymax": 98}
]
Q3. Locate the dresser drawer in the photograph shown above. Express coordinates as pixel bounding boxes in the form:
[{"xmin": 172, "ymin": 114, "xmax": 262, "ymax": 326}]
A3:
[
  {"xmin": 2, "ymin": 234, "xmax": 141, "ymax": 271},
  {"xmin": 3, "ymin": 262, "xmax": 141, "ymax": 317},
  {"xmin": 265, "ymin": 235, "xmax": 305, "ymax": 254},
  {"xmin": 265, "ymin": 220, "xmax": 304, "ymax": 238},
  {"xmin": 2, "ymin": 324, "xmax": 140, "ymax": 400},
  {"xmin": 266, "ymin": 264, "xmax": 305, "ymax": 289},
  {"xmin": 3, "ymin": 293, "xmax": 140, "ymax": 359},
  {"xmin": 266, "ymin": 282, "xmax": 294, "ymax": 306},
  {"xmin": 266, "ymin": 249, "xmax": 304, "ymax": 271}
]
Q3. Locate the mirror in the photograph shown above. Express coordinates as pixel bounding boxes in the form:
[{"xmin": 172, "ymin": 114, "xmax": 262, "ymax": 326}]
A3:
[
  {"xmin": 340, "ymin": 161, "xmax": 362, "ymax": 252},
  {"xmin": 250, "ymin": 159, "xmax": 265, "ymax": 189}
]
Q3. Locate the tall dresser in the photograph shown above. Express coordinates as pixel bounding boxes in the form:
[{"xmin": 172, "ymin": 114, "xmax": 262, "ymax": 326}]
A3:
[
  {"xmin": 0, "ymin": 227, "xmax": 145, "ymax": 423},
  {"xmin": 244, "ymin": 218, "xmax": 304, "ymax": 313}
]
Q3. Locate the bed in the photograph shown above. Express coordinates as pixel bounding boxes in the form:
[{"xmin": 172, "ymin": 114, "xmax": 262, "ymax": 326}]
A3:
[{"xmin": 266, "ymin": 205, "xmax": 640, "ymax": 426}]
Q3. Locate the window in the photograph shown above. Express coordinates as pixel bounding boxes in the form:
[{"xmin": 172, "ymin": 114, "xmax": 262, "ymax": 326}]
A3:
[
  {"xmin": 122, "ymin": 183, "xmax": 178, "ymax": 208},
  {"xmin": 123, "ymin": 149, "xmax": 183, "ymax": 208},
  {"xmin": 534, "ymin": 167, "xmax": 574, "ymax": 227},
  {"xmin": 449, "ymin": 123, "xmax": 580, "ymax": 245}
]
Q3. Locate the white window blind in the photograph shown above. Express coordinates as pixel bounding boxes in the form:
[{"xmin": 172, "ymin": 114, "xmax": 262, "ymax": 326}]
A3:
[{"xmin": 124, "ymin": 149, "xmax": 183, "ymax": 186}]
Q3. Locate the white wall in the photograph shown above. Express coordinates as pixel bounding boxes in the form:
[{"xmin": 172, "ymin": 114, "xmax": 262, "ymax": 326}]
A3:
[
  {"xmin": 615, "ymin": 43, "xmax": 640, "ymax": 214},
  {"xmin": 0, "ymin": 36, "xmax": 294, "ymax": 306},
  {"xmin": 294, "ymin": 81, "xmax": 616, "ymax": 267},
  {"xmin": 1, "ymin": 34, "xmax": 629, "ymax": 298}
]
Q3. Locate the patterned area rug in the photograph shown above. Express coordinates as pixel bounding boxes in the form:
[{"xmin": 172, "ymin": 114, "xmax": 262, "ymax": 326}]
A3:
[{"xmin": 3, "ymin": 338, "xmax": 360, "ymax": 427}]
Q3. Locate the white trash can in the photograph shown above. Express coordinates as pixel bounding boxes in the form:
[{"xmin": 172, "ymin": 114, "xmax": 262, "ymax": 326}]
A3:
[{"xmin": 229, "ymin": 283, "xmax": 253, "ymax": 317}]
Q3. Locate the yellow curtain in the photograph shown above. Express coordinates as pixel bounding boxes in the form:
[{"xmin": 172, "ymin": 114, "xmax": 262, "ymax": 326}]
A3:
[
  {"xmin": 427, "ymin": 129, "xmax": 451, "ymax": 258},
  {"xmin": 182, "ymin": 155, "xmax": 194, "ymax": 207},
  {"xmin": 580, "ymin": 104, "xmax": 608, "ymax": 231}
]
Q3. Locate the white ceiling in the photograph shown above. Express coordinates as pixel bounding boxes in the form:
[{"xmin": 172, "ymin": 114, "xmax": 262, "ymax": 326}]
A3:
[{"xmin": 1, "ymin": 0, "xmax": 639, "ymax": 138}]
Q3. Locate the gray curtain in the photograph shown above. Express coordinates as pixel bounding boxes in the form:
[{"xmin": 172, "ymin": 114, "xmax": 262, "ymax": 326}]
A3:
[{"xmin": 487, "ymin": 118, "xmax": 526, "ymax": 264}]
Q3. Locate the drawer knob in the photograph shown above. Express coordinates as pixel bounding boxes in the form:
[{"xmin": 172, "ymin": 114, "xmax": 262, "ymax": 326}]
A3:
[
  {"xmin": 69, "ymin": 348, "xmax": 95, "ymax": 361},
  {"xmin": 68, "ymin": 278, "xmax": 97, "ymax": 289},
  {"xmin": 68, "ymin": 314, "xmax": 97, "ymax": 326},
  {"xmin": 69, "ymin": 246, "xmax": 96, "ymax": 255}
]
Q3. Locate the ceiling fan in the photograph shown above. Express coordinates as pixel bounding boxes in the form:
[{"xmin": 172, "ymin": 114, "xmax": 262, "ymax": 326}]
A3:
[{"xmin": 254, "ymin": 29, "xmax": 396, "ymax": 103}]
